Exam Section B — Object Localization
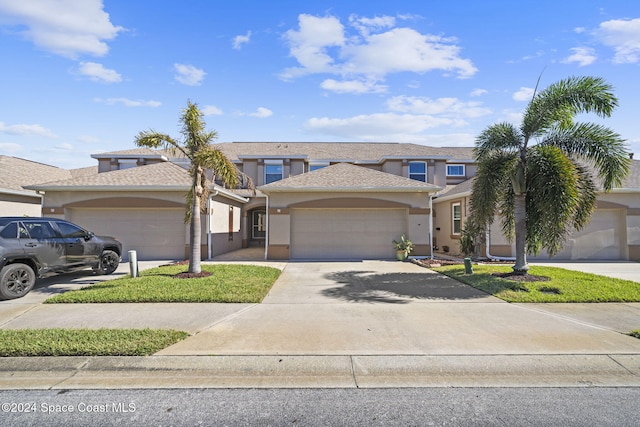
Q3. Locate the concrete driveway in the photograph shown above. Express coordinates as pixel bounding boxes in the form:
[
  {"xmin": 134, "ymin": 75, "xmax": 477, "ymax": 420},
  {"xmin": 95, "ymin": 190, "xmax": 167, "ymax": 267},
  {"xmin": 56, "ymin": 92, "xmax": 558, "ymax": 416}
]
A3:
[{"xmin": 157, "ymin": 260, "xmax": 640, "ymax": 356}]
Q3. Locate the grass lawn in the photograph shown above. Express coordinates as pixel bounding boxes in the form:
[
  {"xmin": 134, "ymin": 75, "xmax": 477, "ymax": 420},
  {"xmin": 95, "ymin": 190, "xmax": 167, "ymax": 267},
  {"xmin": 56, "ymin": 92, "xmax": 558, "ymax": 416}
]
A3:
[
  {"xmin": 432, "ymin": 264, "xmax": 640, "ymax": 303},
  {"xmin": 45, "ymin": 264, "xmax": 281, "ymax": 303},
  {"xmin": 0, "ymin": 328, "xmax": 188, "ymax": 357}
]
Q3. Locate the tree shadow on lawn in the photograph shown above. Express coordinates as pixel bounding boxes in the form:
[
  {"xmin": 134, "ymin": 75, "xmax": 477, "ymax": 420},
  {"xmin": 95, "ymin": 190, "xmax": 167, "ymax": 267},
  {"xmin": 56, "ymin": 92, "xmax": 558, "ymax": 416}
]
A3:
[{"xmin": 321, "ymin": 270, "xmax": 490, "ymax": 304}]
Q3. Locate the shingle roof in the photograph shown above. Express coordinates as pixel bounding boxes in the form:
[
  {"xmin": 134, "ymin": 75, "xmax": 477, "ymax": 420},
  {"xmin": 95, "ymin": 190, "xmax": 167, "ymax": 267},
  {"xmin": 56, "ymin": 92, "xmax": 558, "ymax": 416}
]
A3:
[
  {"xmin": 216, "ymin": 142, "xmax": 475, "ymax": 163},
  {"xmin": 25, "ymin": 162, "xmax": 192, "ymax": 190},
  {"xmin": 0, "ymin": 156, "xmax": 72, "ymax": 193},
  {"xmin": 258, "ymin": 163, "xmax": 441, "ymax": 193},
  {"xmin": 94, "ymin": 142, "xmax": 476, "ymax": 163}
]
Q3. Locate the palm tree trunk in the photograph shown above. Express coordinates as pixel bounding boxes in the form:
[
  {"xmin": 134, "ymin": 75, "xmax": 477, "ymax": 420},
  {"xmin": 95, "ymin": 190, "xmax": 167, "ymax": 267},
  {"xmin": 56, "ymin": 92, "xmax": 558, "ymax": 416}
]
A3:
[
  {"xmin": 512, "ymin": 193, "xmax": 529, "ymax": 274},
  {"xmin": 188, "ymin": 171, "xmax": 202, "ymax": 274}
]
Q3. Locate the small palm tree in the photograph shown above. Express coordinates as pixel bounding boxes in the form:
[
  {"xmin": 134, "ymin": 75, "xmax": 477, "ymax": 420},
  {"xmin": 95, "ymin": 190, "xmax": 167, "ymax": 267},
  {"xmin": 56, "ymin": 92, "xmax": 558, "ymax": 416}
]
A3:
[
  {"xmin": 470, "ymin": 76, "xmax": 630, "ymax": 274},
  {"xmin": 135, "ymin": 101, "xmax": 242, "ymax": 274}
]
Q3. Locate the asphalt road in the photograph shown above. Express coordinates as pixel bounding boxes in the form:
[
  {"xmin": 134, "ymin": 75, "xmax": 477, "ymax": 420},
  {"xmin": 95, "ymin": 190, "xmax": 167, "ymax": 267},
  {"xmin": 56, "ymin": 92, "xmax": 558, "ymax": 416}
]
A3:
[{"xmin": 1, "ymin": 387, "xmax": 639, "ymax": 426}]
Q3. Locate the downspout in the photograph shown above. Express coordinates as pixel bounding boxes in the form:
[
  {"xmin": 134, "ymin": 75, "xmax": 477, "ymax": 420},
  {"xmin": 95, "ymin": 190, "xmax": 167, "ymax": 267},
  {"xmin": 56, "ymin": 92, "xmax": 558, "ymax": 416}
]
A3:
[
  {"xmin": 264, "ymin": 194, "xmax": 269, "ymax": 260},
  {"xmin": 428, "ymin": 194, "xmax": 434, "ymax": 259},
  {"xmin": 207, "ymin": 190, "xmax": 219, "ymax": 260},
  {"xmin": 485, "ymin": 225, "xmax": 515, "ymax": 261}
]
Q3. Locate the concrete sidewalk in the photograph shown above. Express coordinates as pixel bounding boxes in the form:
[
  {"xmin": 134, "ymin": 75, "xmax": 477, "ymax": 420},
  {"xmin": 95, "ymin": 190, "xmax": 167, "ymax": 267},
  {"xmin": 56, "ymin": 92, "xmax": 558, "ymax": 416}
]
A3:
[{"xmin": 0, "ymin": 259, "xmax": 639, "ymax": 389}]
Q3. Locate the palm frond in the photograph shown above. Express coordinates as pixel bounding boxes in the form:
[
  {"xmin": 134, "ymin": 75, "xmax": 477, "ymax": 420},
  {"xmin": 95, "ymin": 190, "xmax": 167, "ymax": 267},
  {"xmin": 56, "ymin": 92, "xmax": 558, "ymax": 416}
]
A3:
[
  {"xmin": 522, "ymin": 76, "xmax": 619, "ymax": 138},
  {"xmin": 525, "ymin": 146, "xmax": 580, "ymax": 255},
  {"xmin": 541, "ymin": 122, "xmax": 630, "ymax": 190},
  {"xmin": 473, "ymin": 123, "xmax": 522, "ymax": 161},
  {"xmin": 134, "ymin": 131, "xmax": 187, "ymax": 157},
  {"xmin": 469, "ymin": 151, "xmax": 517, "ymax": 228}
]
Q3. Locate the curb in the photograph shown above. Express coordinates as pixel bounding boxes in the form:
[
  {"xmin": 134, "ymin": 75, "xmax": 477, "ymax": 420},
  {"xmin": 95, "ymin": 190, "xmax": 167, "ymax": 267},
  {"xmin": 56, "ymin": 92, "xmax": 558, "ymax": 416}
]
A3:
[{"xmin": 1, "ymin": 354, "xmax": 639, "ymax": 389}]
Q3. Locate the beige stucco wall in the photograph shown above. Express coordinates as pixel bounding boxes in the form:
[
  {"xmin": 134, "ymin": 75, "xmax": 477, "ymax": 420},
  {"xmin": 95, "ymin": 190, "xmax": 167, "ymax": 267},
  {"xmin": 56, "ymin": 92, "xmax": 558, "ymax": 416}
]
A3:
[
  {"xmin": 0, "ymin": 193, "xmax": 41, "ymax": 217},
  {"xmin": 432, "ymin": 196, "xmax": 469, "ymax": 255}
]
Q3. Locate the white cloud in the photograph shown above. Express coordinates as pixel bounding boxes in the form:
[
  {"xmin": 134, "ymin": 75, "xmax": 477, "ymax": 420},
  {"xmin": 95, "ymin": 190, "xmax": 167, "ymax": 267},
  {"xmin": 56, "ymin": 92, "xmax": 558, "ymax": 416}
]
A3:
[
  {"xmin": 78, "ymin": 61, "xmax": 122, "ymax": 82},
  {"xmin": 348, "ymin": 14, "xmax": 396, "ymax": 36},
  {"xmin": 387, "ymin": 96, "xmax": 491, "ymax": 118},
  {"xmin": 0, "ymin": 142, "xmax": 22, "ymax": 153},
  {"xmin": 202, "ymin": 105, "xmax": 223, "ymax": 116},
  {"xmin": 0, "ymin": 0, "xmax": 123, "ymax": 58},
  {"xmin": 232, "ymin": 31, "xmax": 251, "ymax": 49},
  {"xmin": 249, "ymin": 107, "xmax": 273, "ymax": 118},
  {"xmin": 470, "ymin": 88, "xmax": 488, "ymax": 97},
  {"xmin": 595, "ymin": 18, "xmax": 640, "ymax": 63},
  {"xmin": 94, "ymin": 98, "xmax": 162, "ymax": 107},
  {"xmin": 304, "ymin": 113, "xmax": 461, "ymax": 141},
  {"xmin": 173, "ymin": 63, "xmax": 206, "ymax": 86},
  {"xmin": 320, "ymin": 79, "xmax": 387, "ymax": 94},
  {"xmin": 574, "ymin": 27, "xmax": 587, "ymax": 34},
  {"xmin": 513, "ymin": 87, "xmax": 535, "ymax": 101},
  {"xmin": 0, "ymin": 121, "xmax": 56, "ymax": 138},
  {"xmin": 280, "ymin": 13, "xmax": 477, "ymax": 87},
  {"xmin": 281, "ymin": 14, "xmax": 345, "ymax": 79},
  {"xmin": 562, "ymin": 47, "xmax": 597, "ymax": 66}
]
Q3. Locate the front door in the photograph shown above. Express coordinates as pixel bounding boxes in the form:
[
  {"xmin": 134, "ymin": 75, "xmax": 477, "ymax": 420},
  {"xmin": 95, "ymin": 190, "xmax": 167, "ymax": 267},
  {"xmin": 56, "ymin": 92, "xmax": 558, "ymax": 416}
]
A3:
[{"xmin": 252, "ymin": 210, "xmax": 266, "ymax": 240}]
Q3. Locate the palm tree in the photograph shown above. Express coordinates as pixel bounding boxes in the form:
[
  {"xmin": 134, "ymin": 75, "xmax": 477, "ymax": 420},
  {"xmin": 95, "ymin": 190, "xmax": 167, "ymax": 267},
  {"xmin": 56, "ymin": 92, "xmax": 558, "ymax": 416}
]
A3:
[
  {"xmin": 470, "ymin": 76, "xmax": 630, "ymax": 274},
  {"xmin": 135, "ymin": 101, "xmax": 240, "ymax": 274}
]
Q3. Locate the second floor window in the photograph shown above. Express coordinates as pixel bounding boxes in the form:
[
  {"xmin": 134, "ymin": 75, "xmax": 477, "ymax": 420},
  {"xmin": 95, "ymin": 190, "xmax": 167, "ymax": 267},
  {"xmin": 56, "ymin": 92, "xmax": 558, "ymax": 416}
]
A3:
[
  {"xmin": 265, "ymin": 161, "xmax": 283, "ymax": 184},
  {"xmin": 409, "ymin": 161, "xmax": 427, "ymax": 182},
  {"xmin": 447, "ymin": 164, "xmax": 465, "ymax": 177}
]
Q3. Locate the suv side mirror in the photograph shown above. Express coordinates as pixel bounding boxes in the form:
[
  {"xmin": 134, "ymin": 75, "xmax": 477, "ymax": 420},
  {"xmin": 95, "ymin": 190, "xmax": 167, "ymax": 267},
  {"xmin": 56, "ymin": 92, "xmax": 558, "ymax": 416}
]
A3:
[{"xmin": 84, "ymin": 231, "xmax": 94, "ymax": 241}]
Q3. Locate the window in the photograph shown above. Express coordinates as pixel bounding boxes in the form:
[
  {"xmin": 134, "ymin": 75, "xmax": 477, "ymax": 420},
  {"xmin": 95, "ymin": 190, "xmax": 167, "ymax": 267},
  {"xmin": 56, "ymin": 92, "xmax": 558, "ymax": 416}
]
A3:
[
  {"xmin": 447, "ymin": 164, "xmax": 465, "ymax": 177},
  {"xmin": 57, "ymin": 222, "xmax": 88, "ymax": 239},
  {"xmin": 409, "ymin": 161, "xmax": 427, "ymax": 182},
  {"xmin": 452, "ymin": 203, "xmax": 462, "ymax": 235},
  {"xmin": 265, "ymin": 161, "xmax": 283, "ymax": 184},
  {"xmin": 0, "ymin": 222, "xmax": 18, "ymax": 239},
  {"xmin": 118, "ymin": 159, "xmax": 137, "ymax": 170}
]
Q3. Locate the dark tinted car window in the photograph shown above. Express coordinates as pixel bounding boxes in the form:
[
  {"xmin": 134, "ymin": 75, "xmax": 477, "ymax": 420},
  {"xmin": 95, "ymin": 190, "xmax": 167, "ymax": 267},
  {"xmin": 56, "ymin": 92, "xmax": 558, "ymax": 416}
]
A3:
[
  {"xmin": 57, "ymin": 222, "xmax": 87, "ymax": 238},
  {"xmin": 0, "ymin": 222, "xmax": 18, "ymax": 239},
  {"xmin": 24, "ymin": 222, "xmax": 57, "ymax": 239}
]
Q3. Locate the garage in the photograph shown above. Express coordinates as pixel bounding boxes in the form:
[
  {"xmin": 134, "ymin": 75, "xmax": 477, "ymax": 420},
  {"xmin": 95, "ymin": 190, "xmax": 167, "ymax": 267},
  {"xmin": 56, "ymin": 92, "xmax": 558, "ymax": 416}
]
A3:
[
  {"xmin": 531, "ymin": 209, "xmax": 625, "ymax": 260},
  {"xmin": 290, "ymin": 208, "xmax": 407, "ymax": 259},
  {"xmin": 68, "ymin": 208, "xmax": 186, "ymax": 261}
]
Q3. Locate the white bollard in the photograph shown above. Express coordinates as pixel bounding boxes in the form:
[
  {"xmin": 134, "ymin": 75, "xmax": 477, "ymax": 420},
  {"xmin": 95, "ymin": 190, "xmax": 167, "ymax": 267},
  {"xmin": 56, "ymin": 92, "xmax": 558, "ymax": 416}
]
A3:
[{"xmin": 128, "ymin": 250, "xmax": 139, "ymax": 278}]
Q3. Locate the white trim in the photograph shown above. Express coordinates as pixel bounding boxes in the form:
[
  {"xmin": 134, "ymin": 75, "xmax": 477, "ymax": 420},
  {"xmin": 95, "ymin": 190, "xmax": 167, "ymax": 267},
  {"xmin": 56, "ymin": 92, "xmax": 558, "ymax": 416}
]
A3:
[
  {"xmin": 446, "ymin": 164, "xmax": 466, "ymax": 177},
  {"xmin": 451, "ymin": 202, "xmax": 462, "ymax": 235}
]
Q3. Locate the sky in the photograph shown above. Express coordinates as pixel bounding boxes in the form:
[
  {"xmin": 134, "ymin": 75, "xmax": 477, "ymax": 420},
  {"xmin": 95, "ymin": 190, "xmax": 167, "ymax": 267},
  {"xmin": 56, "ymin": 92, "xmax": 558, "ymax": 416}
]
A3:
[{"xmin": 0, "ymin": 0, "xmax": 639, "ymax": 169}]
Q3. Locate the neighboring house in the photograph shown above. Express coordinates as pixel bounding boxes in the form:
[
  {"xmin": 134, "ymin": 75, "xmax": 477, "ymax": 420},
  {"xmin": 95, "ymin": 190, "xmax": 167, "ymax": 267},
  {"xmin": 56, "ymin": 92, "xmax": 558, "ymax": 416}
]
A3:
[
  {"xmin": 431, "ymin": 159, "xmax": 640, "ymax": 261},
  {"xmin": 20, "ymin": 142, "xmax": 640, "ymax": 261},
  {"xmin": 0, "ymin": 156, "xmax": 73, "ymax": 217}
]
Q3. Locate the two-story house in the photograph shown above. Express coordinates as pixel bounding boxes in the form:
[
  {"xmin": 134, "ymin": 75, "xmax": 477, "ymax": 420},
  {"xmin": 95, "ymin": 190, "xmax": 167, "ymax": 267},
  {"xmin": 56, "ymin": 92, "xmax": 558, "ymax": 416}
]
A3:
[{"xmin": 23, "ymin": 142, "xmax": 640, "ymax": 262}]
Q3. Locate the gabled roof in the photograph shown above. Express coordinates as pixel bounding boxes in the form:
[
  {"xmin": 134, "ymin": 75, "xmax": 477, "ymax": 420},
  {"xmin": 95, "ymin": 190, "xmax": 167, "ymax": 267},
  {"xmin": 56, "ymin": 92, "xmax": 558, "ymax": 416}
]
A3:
[
  {"xmin": 258, "ymin": 163, "xmax": 442, "ymax": 193},
  {"xmin": 25, "ymin": 162, "xmax": 193, "ymax": 191},
  {"xmin": 0, "ymin": 156, "xmax": 71, "ymax": 195},
  {"xmin": 24, "ymin": 162, "xmax": 247, "ymax": 203}
]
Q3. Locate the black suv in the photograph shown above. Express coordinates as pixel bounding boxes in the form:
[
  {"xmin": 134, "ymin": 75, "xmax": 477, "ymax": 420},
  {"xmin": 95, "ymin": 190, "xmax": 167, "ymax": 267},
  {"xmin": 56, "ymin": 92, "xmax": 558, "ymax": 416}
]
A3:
[{"xmin": 0, "ymin": 217, "xmax": 122, "ymax": 300}]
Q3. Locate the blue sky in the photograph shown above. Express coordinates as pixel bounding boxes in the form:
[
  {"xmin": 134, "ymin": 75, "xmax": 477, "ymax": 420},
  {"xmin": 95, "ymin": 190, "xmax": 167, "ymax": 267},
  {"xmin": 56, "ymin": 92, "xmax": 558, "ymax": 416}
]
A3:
[{"xmin": 0, "ymin": 0, "xmax": 639, "ymax": 169}]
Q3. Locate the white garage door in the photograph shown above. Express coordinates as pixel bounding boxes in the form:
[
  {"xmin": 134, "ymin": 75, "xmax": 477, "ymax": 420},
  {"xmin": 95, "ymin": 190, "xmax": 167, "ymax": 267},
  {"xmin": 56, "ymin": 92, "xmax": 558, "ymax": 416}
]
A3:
[
  {"xmin": 69, "ymin": 208, "xmax": 186, "ymax": 261},
  {"xmin": 531, "ymin": 209, "xmax": 624, "ymax": 260},
  {"xmin": 290, "ymin": 208, "xmax": 407, "ymax": 259}
]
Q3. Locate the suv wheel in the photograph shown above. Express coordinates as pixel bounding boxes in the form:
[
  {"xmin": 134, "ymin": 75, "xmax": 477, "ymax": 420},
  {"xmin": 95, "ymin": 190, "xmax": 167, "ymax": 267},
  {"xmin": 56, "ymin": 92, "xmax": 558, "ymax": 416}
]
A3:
[
  {"xmin": 0, "ymin": 263, "xmax": 36, "ymax": 300},
  {"xmin": 95, "ymin": 250, "xmax": 119, "ymax": 275}
]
